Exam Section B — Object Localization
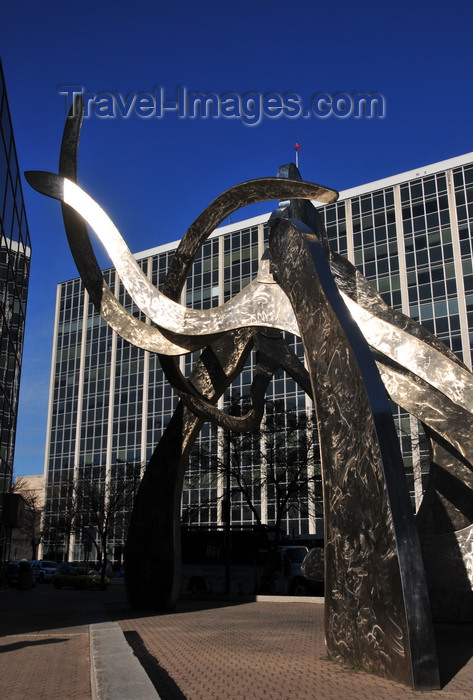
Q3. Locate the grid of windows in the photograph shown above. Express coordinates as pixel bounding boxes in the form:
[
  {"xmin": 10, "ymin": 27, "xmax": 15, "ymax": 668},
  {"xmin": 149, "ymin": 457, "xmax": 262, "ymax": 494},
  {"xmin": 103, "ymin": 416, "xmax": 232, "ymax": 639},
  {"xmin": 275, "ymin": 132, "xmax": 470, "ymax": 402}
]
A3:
[
  {"xmin": 42, "ymin": 153, "xmax": 473, "ymax": 563},
  {"xmin": 322, "ymin": 201, "xmax": 348, "ymax": 256},
  {"xmin": 0, "ymin": 63, "xmax": 31, "ymax": 563},
  {"xmin": 401, "ymin": 174, "xmax": 460, "ymax": 351},
  {"xmin": 52, "ymin": 279, "xmax": 84, "ymax": 468},
  {"xmin": 352, "ymin": 188, "xmax": 401, "ymax": 309},
  {"xmin": 187, "ymin": 238, "xmax": 220, "ymax": 309},
  {"xmin": 453, "ymin": 164, "xmax": 473, "ymax": 366},
  {"xmin": 223, "ymin": 226, "xmax": 259, "ymax": 301}
]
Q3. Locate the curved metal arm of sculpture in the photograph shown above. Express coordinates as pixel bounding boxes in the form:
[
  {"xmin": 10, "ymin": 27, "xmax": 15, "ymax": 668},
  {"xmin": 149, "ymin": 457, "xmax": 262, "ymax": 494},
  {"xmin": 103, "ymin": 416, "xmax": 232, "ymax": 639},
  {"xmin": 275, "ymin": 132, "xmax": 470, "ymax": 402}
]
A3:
[
  {"xmin": 154, "ymin": 160, "xmax": 322, "ymax": 424},
  {"xmin": 329, "ymin": 250, "xmax": 473, "ymax": 521},
  {"xmin": 330, "ymin": 251, "xmax": 465, "ymax": 368},
  {"xmin": 329, "ymin": 250, "xmax": 473, "ymax": 422},
  {"xmin": 175, "ymin": 329, "xmax": 313, "ymax": 432},
  {"xmin": 57, "ymin": 100, "xmax": 239, "ymax": 416},
  {"xmin": 160, "ymin": 162, "xmax": 334, "ymax": 307},
  {"xmin": 156, "ymin": 164, "xmax": 321, "ymax": 430},
  {"xmin": 25, "ymin": 171, "xmax": 319, "ymax": 340},
  {"xmin": 56, "ymin": 100, "xmax": 204, "ymax": 356},
  {"xmin": 333, "ymin": 268, "xmax": 473, "ymax": 413},
  {"xmin": 373, "ymin": 352, "xmax": 473, "ymax": 565},
  {"xmin": 329, "ymin": 250, "xmax": 473, "ymax": 549},
  {"xmin": 375, "ymin": 353, "xmax": 473, "ymax": 467},
  {"xmin": 154, "ymin": 170, "xmax": 315, "ymax": 430},
  {"xmin": 50, "ymin": 98, "xmax": 315, "ymax": 432}
]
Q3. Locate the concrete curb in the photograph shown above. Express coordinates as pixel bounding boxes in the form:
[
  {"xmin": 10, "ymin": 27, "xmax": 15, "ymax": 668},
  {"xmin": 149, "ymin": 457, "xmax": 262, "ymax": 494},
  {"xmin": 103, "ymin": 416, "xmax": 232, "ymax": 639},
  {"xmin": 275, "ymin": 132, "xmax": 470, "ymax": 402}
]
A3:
[
  {"xmin": 179, "ymin": 592, "xmax": 325, "ymax": 604},
  {"xmin": 255, "ymin": 594, "xmax": 324, "ymax": 604},
  {"xmin": 90, "ymin": 621, "xmax": 160, "ymax": 700}
]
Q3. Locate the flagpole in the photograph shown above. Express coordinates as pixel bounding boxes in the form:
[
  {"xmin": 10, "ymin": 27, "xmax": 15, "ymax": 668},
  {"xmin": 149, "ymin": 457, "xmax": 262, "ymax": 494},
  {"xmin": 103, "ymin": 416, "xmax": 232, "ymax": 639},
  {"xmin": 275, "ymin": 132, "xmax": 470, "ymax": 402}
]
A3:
[{"xmin": 294, "ymin": 143, "xmax": 301, "ymax": 169}]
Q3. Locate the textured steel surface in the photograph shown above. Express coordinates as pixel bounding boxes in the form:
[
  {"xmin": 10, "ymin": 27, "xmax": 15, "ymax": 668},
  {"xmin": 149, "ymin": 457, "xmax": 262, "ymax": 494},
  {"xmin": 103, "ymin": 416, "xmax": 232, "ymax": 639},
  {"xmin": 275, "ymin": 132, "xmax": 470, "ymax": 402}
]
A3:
[{"xmin": 268, "ymin": 217, "xmax": 439, "ymax": 690}]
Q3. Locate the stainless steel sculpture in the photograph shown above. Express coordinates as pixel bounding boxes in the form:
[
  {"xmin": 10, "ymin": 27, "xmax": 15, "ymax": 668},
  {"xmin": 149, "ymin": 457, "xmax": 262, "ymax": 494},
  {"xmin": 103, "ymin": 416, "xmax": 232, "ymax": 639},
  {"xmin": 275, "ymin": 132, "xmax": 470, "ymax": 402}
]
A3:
[{"xmin": 25, "ymin": 96, "xmax": 473, "ymax": 690}]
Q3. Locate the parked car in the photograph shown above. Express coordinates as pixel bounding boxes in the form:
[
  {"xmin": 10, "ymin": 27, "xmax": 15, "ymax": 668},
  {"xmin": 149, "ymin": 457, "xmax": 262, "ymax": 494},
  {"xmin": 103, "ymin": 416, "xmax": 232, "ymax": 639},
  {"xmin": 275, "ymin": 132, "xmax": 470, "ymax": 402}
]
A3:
[
  {"xmin": 30, "ymin": 560, "xmax": 58, "ymax": 583},
  {"xmin": 51, "ymin": 562, "xmax": 110, "ymax": 590}
]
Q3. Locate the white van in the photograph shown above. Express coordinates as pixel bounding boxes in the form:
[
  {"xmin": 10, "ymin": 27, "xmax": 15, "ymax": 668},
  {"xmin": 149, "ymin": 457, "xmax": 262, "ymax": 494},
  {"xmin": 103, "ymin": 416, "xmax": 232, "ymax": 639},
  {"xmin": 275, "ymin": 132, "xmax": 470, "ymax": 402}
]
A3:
[{"xmin": 30, "ymin": 560, "xmax": 58, "ymax": 583}]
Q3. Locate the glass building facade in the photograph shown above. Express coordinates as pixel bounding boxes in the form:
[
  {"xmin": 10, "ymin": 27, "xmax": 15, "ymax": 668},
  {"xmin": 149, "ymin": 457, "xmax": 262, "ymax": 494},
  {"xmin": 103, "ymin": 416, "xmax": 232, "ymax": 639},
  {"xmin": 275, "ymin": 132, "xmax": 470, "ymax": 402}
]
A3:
[
  {"xmin": 41, "ymin": 152, "xmax": 473, "ymax": 563},
  {"xmin": 0, "ymin": 62, "xmax": 32, "ymax": 564}
]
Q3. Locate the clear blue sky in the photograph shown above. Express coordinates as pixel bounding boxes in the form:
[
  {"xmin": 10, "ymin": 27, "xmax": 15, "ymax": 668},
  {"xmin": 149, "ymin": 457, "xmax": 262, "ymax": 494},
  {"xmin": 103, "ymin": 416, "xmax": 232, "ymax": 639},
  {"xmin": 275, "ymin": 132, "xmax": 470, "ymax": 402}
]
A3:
[{"xmin": 1, "ymin": 0, "xmax": 473, "ymax": 476}]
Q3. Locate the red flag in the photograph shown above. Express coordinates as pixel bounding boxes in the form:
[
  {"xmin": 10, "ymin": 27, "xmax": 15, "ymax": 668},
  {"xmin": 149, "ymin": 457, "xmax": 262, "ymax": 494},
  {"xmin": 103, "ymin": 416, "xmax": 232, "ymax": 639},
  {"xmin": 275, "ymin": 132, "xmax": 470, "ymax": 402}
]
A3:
[{"xmin": 294, "ymin": 143, "xmax": 301, "ymax": 151}]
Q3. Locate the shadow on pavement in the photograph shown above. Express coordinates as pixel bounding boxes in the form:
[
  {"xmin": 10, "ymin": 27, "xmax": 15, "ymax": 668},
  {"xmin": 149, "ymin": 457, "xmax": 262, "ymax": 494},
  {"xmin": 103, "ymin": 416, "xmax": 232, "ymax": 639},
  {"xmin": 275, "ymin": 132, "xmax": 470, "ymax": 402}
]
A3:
[
  {"xmin": 434, "ymin": 622, "xmax": 473, "ymax": 688},
  {"xmin": 0, "ymin": 637, "xmax": 69, "ymax": 654},
  {"xmin": 0, "ymin": 583, "xmax": 125, "ymax": 636},
  {"xmin": 124, "ymin": 631, "xmax": 188, "ymax": 700}
]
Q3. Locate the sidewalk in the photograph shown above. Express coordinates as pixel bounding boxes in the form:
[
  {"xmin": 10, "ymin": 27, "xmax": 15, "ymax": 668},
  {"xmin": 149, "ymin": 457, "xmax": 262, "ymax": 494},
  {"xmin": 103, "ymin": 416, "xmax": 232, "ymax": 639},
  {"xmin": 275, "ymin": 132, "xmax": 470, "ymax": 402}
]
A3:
[
  {"xmin": 0, "ymin": 582, "xmax": 103, "ymax": 700},
  {"xmin": 1, "ymin": 582, "xmax": 473, "ymax": 699}
]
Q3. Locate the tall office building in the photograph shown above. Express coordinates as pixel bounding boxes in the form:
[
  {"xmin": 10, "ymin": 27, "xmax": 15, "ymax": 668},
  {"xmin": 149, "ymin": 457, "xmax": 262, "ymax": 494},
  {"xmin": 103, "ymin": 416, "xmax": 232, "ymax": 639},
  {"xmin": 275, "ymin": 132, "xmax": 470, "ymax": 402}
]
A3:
[
  {"xmin": 0, "ymin": 62, "xmax": 32, "ymax": 564},
  {"xmin": 42, "ymin": 151, "xmax": 473, "ymax": 563}
]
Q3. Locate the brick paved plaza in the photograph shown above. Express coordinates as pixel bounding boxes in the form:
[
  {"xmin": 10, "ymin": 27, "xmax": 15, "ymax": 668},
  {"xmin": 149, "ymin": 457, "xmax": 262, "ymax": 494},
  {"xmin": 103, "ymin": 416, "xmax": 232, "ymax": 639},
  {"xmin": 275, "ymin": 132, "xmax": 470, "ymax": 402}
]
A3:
[{"xmin": 1, "ymin": 584, "xmax": 473, "ymax": 699}]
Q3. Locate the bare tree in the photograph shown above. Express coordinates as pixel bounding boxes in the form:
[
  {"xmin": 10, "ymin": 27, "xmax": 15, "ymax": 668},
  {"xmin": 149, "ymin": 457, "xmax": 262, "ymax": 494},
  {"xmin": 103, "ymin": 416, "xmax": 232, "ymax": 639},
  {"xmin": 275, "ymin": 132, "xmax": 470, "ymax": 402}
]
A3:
[
  {"xmin": 263, "ymin": 402, "xmax": 321, "ymax": 543},
  {"xmin": 11, "ymin": 476, "xmax": 43, "ymax": 559},
  {"xmin": 47, "ymin": 511, "xmax": 77, "ymax": 562},
  {"xmin": 186, "ymin": 398, "xmax": 322, "ymax": 542},
  {"xmin": 74, "ymin": 461, "xmax": 142, "ymax": 587},
  {"xmin": 43, "ymin": 470, "xmax": 77, "ymax": 562}
]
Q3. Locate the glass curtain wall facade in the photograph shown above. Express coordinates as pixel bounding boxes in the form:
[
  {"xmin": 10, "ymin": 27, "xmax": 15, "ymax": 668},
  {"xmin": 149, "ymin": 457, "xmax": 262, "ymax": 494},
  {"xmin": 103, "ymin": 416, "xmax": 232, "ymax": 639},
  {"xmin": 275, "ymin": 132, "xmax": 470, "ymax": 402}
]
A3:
[
  {"xmin": 0, "ymin": 62, "xmax": 32, "ymax": 563},
  {"xmin": 42, "ymin": 152, "xmax": 473, "ymax": 564}
]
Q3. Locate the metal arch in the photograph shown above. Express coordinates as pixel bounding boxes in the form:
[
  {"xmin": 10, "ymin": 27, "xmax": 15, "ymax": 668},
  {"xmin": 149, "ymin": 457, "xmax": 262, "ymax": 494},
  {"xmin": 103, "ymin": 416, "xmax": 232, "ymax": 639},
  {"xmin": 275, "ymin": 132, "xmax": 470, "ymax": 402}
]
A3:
[{"xmin": 26, "ymin": 95, "xmax": 473, "ymax": 689}]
